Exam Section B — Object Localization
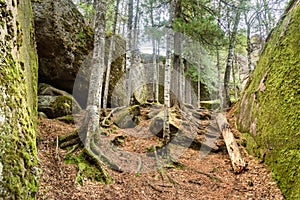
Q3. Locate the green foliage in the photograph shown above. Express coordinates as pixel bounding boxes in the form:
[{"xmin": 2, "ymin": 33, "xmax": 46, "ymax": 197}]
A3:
[{"xmin": 77, "ymin": 1, "xmax": 95, "ymax": 24}]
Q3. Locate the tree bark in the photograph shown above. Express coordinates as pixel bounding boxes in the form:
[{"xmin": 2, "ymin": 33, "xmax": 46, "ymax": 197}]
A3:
[
  {"xmin": 197, "ymin": 65, "xmax": 201, "ymax": 108},
  {"xmin": 150, "ymin": 2, "xmax": 158, "ymax": 102},
  {"xmin": 173, "ymin": 0, "xmax": 182, "ymax": 102},
  {"xmin": 163, "ymin": 0, "xmax": 174, "ymax": 146},
  {"xmin": 103, "ymin": 0, "xmax": 121, "ymax": 110},
  {"xmin": 132, "ymin": 0, "xmax": 140, "ymax": 50},
  {"xmin": 126, "ymin": 0, "xmax": 134, "ymax": 105},
  {"xmin": 216, "ymin": 48, "xmax": 223, "ymax": 111},
  {"xmin": 223, "ymin": 0, "xmax": 242, "ymax": 108},
  {"xmin": 85, "ymin": 0, "xmax": 107, "ymax": 148},
  {"xmin": 244, "ymin": 12, "xmax": 253, "ymax": 73},
  {"xmin": 216, "ymin": 113, "xmax": 246, "ymax": 173},
  {"xmin": 232, "ymin": 55, "xmax": 237, "ymax": 100},
  {"xmin": 184, "ymin": 59, "xmax": 192, "ymax": 104}
]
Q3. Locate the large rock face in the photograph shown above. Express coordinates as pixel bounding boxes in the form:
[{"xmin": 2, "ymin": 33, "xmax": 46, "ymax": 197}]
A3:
[
  {"xmin": 32, "ymin": 0, "xmax": 93, "ymax": 94},
  {"xmin": 236, "ymin": 0, "xmax": 300, "ymax": 199},
  {"xmin": 0, "ymin": 0, "xmax": 39, "ymax": 198}
]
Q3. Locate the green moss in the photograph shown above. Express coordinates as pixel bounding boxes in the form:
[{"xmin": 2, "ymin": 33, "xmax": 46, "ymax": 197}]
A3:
[
  {"xmin": 0, "ymin": 0, "xmax": 39, "ymax": 198},
  {"xmin": 51, "ymin": 96, "xmax": 72, "ymax": 116},
  {"xmin": 56, "ymin": 115, "xmax": 75, "ymax": 124},
  {"xmin": 236, "ymin": 2, "xmax": 300, "ymax": 199},
  {"xmin": 64, "ymin": 150, "xmax": 111, "ymax": 185}
]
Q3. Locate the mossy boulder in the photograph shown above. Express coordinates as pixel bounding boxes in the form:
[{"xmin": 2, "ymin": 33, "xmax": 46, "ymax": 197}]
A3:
[
  {"xmin": 0, "ymin": 0, "xmax": 39, "ymax": 198},
  {"xmin": 38, "ymin": 83, "xmax": 81, "ymax": 118},
  {"xmin": 236, "ymin": 1, "xmax": 300, "ymax": 199},
  {"xmin": 112, "ymin": 106, "xmax": 141, "ymax": 129}
]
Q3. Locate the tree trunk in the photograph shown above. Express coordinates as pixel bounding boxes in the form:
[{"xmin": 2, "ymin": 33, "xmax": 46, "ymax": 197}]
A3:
[
  {"xmin": 216, "ymin": 48, "xmax": 223, "ymax": 111},
  {"xmin": 245, "ymin": 13, "xmax": 252, "ymax": 73},
  {"xmin": 0, "ymin": 0, "xmax": 39, "ymax": 198},
  {"xmin": 132, "ymin": 0, "xmax": 140, "ymax": 50},
  {"xmin": 184, "ymin": 59, "xmax": 192, "ymax": 104},
  {"xmin": 173, "ymin": 0, "xmax": 182, "ymax": 103},
  {"xmin": 156, "ymin": 39, "xmax": 160, "ymax": 102},
  {"xmin": 232, "ymin": 55, "xmax": 237, "ymax": 100},
  {"xmin": 126, "ymin": 0, "xmax": 134, "ymax": 105},
  {"xmin": 85, "ymin": 0, "xmax": 107, "ymax": 148},
  {"xmin": 103, "ymin": 0, "xmax": 121, "ymax": 110},
  {"xmin": 197, "ymin": 65, "xmax": 201, "ymax": 108},
  {"xmin": 118, "ymin": 0, "xmax": 127, "ymax": 36},
  {"xmin": 163, "ymin": 1, "xmax": 174, "ymax": 147},
  {"xmin": 150, "ymin": 2, "xmax": 158, "ymax": 102},
  {"xmin": 216, "ymin": 113, "xmax": 246, "ymax": 173},
  {"xmin": 223, "ymin": 0, "xmax": 242, "ymax": 108}
]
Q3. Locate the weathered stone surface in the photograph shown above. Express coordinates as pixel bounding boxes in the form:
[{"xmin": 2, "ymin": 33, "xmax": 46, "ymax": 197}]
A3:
[
  {"xmin": 0, "ymin": 0, "xmax": 39, "ymax": 198},
  {"xmin": 32, "ymin": 0, "xmax": 93, "ymax": 94},
  {"xmin": 38, "ymin": 83, "xmax": 81, "ymax": 118},
  {"xmin": 112, "ymin": 106, "xmax": 140, "ymax": 129},
  {"xmin": 236, "ymin": 1, "xmax": 300, "ymax": 198}
]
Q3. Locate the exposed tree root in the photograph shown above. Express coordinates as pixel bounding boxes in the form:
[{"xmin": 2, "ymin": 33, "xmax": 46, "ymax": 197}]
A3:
[{"xmin": 187, "ymin": 167, "xmax": 222, "ymax": 182}]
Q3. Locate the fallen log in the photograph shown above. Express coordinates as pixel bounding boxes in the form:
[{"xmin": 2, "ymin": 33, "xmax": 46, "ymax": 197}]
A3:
[{"xmin": 216, "ymin": 113, "xmax": 246, "ymax": 173}]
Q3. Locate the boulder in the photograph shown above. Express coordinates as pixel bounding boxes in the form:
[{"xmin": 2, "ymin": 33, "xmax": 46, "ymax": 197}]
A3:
[
  {"xmin": 236, "ymin": 1, "xmax": 300, "ymax": 198},
  {"xmin": 32, "ymin": 0, "xmax": 93, "ymax": 94},
  {"xmin": 149, "ymin": 111, "xmax": 179, "ymax": 138},
  {"xmin": 38, "ymin": 83, "xmax": 81, "ymax": 118},
  {"xmin": 112, "ymin": 106, "xmax": 140, "ymax": 129}
]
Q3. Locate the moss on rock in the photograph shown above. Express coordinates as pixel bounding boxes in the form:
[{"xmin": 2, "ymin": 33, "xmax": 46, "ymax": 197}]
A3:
[
  {"xmin": 236, "ymin": 1, "xmax": 300, "ymax": 199},
  {"xmin": 0, "ymin": 0, "xmax": 39, "ymax": 198}
]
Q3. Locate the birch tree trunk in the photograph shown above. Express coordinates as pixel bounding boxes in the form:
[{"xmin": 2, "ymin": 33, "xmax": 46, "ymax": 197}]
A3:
[
  {"xmin": 85, "ymin": 0, "xmax": 107, "ymax": 148},
  {"xmin": 126, "ymin": 0, "xmax": 134, "ymax": 105},
  {"xmin": 197, "ymin": 65, "xmax": 201, "ymax": 108},
  {"xmin": 156, "ymin": 39, "xmax": 160, "ymax": 102},
  {"xmin": 103, "ymin": 0, "xmax": 120, "ymax": 110},
  {"xmin": 223, "ymin": 0, "xmax": 242, "ymax": 108},
  {"xmin": 163, "ymin": 0, "xmax": 174, "ymax": 147}
]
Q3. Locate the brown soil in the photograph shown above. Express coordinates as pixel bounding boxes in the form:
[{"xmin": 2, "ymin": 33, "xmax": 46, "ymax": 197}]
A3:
[{"xmin": 37, "ymin": 106, "xmax": 284, "ymax": 200}]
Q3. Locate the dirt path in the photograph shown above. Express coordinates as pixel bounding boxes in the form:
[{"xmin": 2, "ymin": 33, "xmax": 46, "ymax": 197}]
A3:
[{"xmin": 37, "ymin": 107, "xmax": 284, "ymax": 200}]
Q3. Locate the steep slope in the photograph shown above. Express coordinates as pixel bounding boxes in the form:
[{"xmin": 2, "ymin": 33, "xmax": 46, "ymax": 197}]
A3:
[{"xmin": 236, "ymin": 0, "xmax": 300, "ymax": 199}]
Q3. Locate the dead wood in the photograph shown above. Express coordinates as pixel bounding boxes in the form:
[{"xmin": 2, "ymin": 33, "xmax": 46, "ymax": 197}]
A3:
[{"xmin": 216, "ymin": 113, "xmax": 246, "ymax": 173}]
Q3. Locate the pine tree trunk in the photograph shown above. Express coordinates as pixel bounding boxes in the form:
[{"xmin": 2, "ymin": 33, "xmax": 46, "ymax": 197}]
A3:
[
  {"xmin": 132, "ymin": 0, "xmax": 140, "ymax": 50},
  {"xmin": 184, "ymin": 59, "xmax": 192, "ymax": 104},
  {"xmin": 103, "ymin": 0, "xmax": 120, "ymax": 110},
  {"xmin": 216, "ymin": 49, "xmax": 223, "ymax": 110},
  {"xmin": 245, "ymin": 13, "xmax": 252, "ymax": 72},
  {"xmin": 150, "ymin": 3, "xmax": 158, "ymax": 102},
  {"xmin": 173, "ymin": 0, "xmax": 182, "ymax": 103}
]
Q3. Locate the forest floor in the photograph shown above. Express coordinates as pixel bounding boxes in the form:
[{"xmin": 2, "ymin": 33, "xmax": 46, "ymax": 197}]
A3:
[{"xmin": 36, "ymin": 105, "xmax": 285, "ymax": 200}]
